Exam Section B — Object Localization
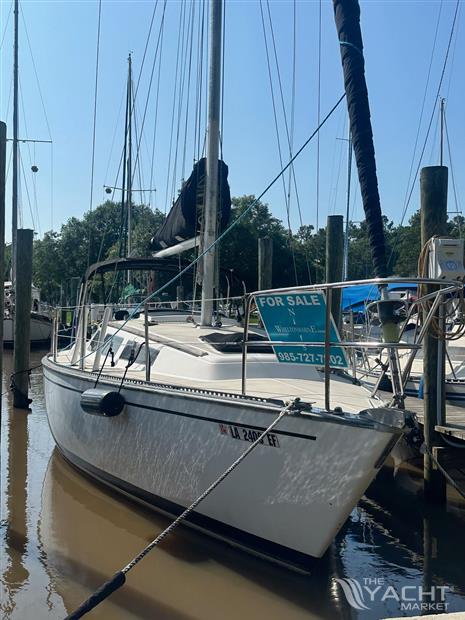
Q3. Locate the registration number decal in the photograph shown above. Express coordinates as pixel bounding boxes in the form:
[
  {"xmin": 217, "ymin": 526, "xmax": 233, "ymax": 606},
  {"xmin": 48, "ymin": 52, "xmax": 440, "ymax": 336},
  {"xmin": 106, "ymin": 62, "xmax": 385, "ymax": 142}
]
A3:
[{"xmin": 218, "ymin": 423, "xmax": 280, "ymax": 448}]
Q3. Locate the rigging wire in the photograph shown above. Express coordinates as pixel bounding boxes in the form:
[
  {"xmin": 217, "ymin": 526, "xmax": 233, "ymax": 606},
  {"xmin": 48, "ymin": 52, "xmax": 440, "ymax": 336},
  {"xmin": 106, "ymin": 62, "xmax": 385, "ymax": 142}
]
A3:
[
  {"xmin": 20, "ymin": 7, "xmax": 52, "ymax": 140},
  {"xmin": 17, "ymin": 78, "xmax": 40, "ymax": 232},
  {"xmin": 103, "ymin": 86, "xmax": 126, "ymax": 189},
  {"xmin": 130, "ymin": 0, "xmax": 167, "ymax": 203},
  {"xmin": 87, "ymin": 0, "xmax": 102, "ymax": 266},
  {"xmin": 96, "ymin": 0, "xmax": 164, "ymax": 271},
  {"xmin": 397, "ymin": 0, "xmax": 459, "ymax": 228},
  {"xmin": 265, "ymin": 0, "xmax": 312, "ymax": 282},
  {"xmin": 50, "ymin": 140, "xmax": 54, "ymax": 230},
  {"xmin": 325, "ymin": 103, "xmax": 345, "ymax": 214},
  {"xmin": 132, "ymin": 99, "xmax": 143, "ymax": 206},
  {"xmin": 5, "ymin": 145, "xmax": 13, "ymax": 185},
  {"xmin": 91, "ymin": 1, "xmax": 161, "ymax": 288},
  {"xmin": 148, "ymin": 11, "xmax": 165, "ymax": 209},
  {"xmin": 65, "ymin": 400, "xmax": 296, "ymax": 620},
  {"xmin": 192, "ymin": 0, "xmax": 207, "ymax": 303},
  {"xmin": 18, "ymin": 150, "xmax": 35, "ymax": 231},
  {"xmin": 76, "ymin": 94, "xmax": 346, "ymax": 368},
  {"xmin": 259, "ymin": 0, "xmax": 298, "ymax": 285},
  {"xmin": 316, "ymin": 0, "xmax": 322, "ymax": 231},
  {"xmin": 427, "ymin": 106, "xmax": 440, "ymax": 164},
  {"xmin": 103, "ymin": 2, "xmax": 166, "ymax": 296},
  {"xmin": 18, "ymin": 75, "xmax": 33, "ymax": 163},
  {"xmin": 4, "ymin": 74, "xmax": 13, "ymax": 127},
  {"xmin": 131, "ymin": 0, "xmax": 159, "ymax": 104},
  {"xmin": 164, "ymin": 1, "xmax": 186, "ymax": 212},
  {"xmin": 109, "ymin": 0, "xmax": 160, "ymax": 215},
  {"xmin": 287, "ymin": 0, "xmax": 296, "ymax": 218},
  {"xmin": 181, "ymin": 0, "xmax": 196, "ymax": 180},
  {"xmin": 444, "ymin": 114, "xmax": 462, "ymax": 237},
  {"xmin": 32, "ymin": 142, "xmax": 40, "ymax": 235},
  {"xmin": 169, "ymin": 0, "xmax": 194, "ymax": 203},
  {"xmin": 0, "ymin": 1, "xmax": 12, "ymax": 53},
  {"xmin": 444, "ymin": 6, "xmax": 461, "ymax": 102},
  {"xmin": 194, "ymin": 0, "xmax": 206, "ymax": 162},
  {"xmin": 19, "ymin": 78, "xmax": 41, "ymax": 235},
  {"xmin": 398, "ymin": 0, "xmax": 443, "ymax": 226},
  {"xmin": 331, "ymin": 115, "xmax": 347, "ymax": 215},
  {"xmin": 132, "ymin": 97, "xmax": 146, "ymax": 207},
  {"xmin": 350, "ymin": 167, "xmax": 358, "ymax": 221}
]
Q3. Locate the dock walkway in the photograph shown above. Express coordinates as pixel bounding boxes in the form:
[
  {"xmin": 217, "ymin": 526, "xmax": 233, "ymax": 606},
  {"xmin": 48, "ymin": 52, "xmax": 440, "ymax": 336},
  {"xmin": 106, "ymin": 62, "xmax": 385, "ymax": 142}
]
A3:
[{"xmin": 379, "ymin": 392, "xmax": 465, "ymax": 442}]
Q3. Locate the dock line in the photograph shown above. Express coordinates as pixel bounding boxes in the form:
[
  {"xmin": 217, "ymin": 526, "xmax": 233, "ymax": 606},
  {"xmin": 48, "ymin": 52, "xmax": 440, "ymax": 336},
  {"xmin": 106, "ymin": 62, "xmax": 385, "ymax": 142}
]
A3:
[{"xmin": 64, "ymin": 399, "xmax": 298, "ymax": 620}]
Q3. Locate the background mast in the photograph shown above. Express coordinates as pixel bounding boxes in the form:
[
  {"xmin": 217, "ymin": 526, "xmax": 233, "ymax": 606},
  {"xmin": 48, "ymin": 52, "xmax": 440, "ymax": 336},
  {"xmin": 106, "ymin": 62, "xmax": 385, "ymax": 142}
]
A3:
[{"xmin": 12, "ymin": 0, "xmax": 19, "ymax": 283}]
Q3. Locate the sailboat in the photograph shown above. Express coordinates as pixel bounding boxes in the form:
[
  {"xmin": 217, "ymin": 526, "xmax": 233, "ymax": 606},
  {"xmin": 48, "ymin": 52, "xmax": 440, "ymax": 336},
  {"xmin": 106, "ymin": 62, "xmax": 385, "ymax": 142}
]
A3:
[
  {"xmin": 43, "ymin": 0, "xmax": 425, "ymax": 567},
  {"xmin": 3, "ymin": 0, "xmax": 52, "ymax": 346}
]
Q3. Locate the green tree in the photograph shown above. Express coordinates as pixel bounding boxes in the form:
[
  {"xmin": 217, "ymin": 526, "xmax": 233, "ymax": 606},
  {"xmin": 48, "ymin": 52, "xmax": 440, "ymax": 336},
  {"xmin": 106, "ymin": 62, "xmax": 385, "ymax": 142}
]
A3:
[
  {"xmin": 219, "ymin": 195, "xmax": 299, "ymax": 291},
  {"xmin": 32, "ymin": 231, "xmax": 62, "ymax": 302},
  {"xmin": 32, "ymin": 201, "xmax": 165, "ymax": 301},
  {"xmin": 391, "ymin": 211, "xmax": 421, "ymax": 276}
]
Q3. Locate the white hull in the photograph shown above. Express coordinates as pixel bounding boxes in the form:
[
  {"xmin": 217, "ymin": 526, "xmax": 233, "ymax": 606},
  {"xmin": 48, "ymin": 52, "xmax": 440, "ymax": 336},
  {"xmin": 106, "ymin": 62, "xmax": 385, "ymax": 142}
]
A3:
[
  {"xmin": 4, "ymin": 314, "xmax": 52, "ymax": 345},
  {"xmin": 43, "ymin": 356, "xmax": 402, "ymax": 565}
]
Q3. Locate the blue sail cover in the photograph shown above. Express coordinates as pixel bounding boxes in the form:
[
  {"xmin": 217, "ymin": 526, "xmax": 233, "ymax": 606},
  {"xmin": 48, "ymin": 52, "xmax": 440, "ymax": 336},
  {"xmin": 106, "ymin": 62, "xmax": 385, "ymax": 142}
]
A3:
[{"xmin": 342, "ymin": 283, "xmax": 417, "ymax": 312}]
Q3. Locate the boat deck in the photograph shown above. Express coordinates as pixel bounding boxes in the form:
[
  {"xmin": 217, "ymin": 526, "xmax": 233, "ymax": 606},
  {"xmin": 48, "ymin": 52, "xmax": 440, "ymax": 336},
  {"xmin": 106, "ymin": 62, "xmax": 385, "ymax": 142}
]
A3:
[{"xmin": 55, "ymin": 317, "xmax": 382, "ymax": 413}]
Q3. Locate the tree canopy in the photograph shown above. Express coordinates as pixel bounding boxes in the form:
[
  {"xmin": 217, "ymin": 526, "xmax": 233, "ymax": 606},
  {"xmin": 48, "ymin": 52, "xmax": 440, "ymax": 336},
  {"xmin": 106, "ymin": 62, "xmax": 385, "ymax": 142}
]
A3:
[{"xmin": 24, "ymin": 197, "xmax": 465, "ymax": 303}]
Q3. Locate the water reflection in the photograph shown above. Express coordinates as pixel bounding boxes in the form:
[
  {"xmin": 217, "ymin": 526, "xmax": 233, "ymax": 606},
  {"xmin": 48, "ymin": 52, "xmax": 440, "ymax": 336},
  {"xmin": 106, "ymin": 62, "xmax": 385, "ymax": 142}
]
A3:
[
  {"xmin": 2, "ymin": 393, "xmax": 30, "ymax": 616},
  {"xmin": 38, "ymin": 451, "xmax": 346, "ymax": 619},
  {"xmin": 1, "ymin": 348, "xmax": 465, "ymax": 619}
]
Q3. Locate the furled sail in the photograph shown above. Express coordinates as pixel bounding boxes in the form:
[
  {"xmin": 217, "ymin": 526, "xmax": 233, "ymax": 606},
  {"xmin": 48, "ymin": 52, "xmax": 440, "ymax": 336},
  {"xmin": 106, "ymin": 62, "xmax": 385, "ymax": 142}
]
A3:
[
  {"xmin": 333, "ymin": 0, "xmax": 387, "ymax": 278},
  {"xmin": 150, "ymin": 157, "xmax": 231, "ymax": 254}
]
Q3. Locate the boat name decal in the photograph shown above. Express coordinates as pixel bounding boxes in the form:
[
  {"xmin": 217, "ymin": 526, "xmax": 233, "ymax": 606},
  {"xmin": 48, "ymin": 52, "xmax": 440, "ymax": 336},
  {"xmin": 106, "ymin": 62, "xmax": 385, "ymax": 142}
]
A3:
[{"xmin": 218, "ymin": 423, "xmax": 280, "ymax": 448}]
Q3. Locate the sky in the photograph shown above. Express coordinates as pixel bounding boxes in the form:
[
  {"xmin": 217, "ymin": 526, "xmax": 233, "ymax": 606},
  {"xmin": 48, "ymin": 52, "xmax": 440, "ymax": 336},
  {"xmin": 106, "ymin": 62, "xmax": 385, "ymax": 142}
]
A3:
[{"xmin": 0, "ymin": 0, "xmax": 463, "ymax": 245}]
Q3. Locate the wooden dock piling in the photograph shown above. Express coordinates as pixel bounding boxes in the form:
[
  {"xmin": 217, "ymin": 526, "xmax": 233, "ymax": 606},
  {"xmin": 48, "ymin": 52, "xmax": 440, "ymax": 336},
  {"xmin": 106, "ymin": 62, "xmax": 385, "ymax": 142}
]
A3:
[
  {"xmin": 420, "ymin": 165, "xmax": 448, "ymax": 504},
  {"xmin": 325, "ymin": 215, "xmax": 344, "ymax": 328},
  {"xmin": 258, "ymin": 237, "xmax": 273, "ymax": 291},
  {"xmin": 13, "ymin": 228, "xmax": 34, "ymax": 409}
]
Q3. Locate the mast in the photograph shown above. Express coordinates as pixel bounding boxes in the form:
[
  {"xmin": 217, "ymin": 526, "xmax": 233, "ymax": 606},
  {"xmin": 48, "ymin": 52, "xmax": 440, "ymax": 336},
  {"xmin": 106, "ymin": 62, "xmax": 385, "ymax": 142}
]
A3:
[
  {"xmin": 127, "ymin": 53, "xmax": 133, "ymax": 259},
  {"xmin": 439, "ymin": 97, "xmax": 445, "ymax": 166},
  {"xmin": 343, "ymin": 128, "xmax": 352, "ymax": 280},
  {"xmin": 119, "ymin": 59, "xmax": 129, "ymax": 258},
  {"xmin": 200, "ymin": 0, "xmax": 223, "ymax": 326},
  {"xmin": 12, "ymin": 0, "xmax": 19, "ymax": 283}
]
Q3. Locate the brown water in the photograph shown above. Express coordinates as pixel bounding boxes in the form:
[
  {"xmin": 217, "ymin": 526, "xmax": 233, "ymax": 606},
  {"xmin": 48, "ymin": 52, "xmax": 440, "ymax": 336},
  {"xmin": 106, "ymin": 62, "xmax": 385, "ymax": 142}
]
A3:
[{"xmin": 1, "ymin": 349, "xmax": 465, "ymax": 620}]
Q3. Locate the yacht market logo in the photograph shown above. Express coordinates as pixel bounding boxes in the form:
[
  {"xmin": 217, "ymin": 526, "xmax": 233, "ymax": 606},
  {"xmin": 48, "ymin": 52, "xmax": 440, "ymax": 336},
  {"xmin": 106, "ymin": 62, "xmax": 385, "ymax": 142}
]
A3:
[{"xmin": 335, "ymin": 578, "xmax": 451, "ymax": 613}]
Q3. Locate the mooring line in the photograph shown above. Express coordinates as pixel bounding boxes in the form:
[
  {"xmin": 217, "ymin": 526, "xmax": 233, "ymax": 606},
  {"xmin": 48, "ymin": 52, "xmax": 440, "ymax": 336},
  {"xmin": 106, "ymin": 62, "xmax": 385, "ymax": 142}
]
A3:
[
  {"xmin": 6, "ymin": 363, "xmax": 44, "ymax": 401},
  {"xmin": 65, "ymin": 399, "xmax": 298, "ymax": 620}
]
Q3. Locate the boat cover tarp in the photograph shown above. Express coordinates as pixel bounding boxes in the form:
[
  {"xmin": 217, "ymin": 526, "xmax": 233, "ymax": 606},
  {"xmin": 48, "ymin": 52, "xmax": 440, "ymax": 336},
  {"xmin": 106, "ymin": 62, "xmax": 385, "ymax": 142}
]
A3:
[
  {"xmin": 150, "ymin": 158, "xmax": 231, "ymax": 252},
  {"xmin": 333, "ymin": 0, "xmax": 387, "ymax": 278},
  {"xmin": 342, "ymin": 283, "xmax": 417, "ymax": 312}
]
